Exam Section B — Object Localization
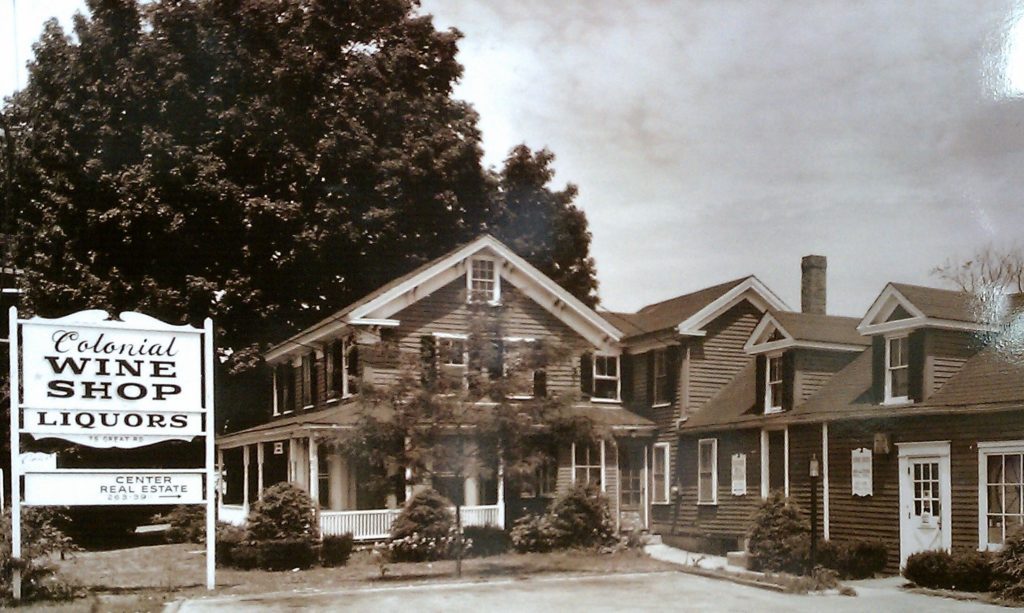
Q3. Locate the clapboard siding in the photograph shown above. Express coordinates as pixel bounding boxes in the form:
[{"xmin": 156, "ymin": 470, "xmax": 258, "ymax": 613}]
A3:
[
  {"xmin": 794, "ymin": 349, "xmax": 858, "ymax": 402},
  {"xmin": 685, "ymin": 302, "xmax": 761, "ymax": 415},
  {"xmin": 924, "ymin": 329, "xmax": 979, "ymax": 399},
  {"xmin": 652, "ymin": 429, "xmax": 762, "ymax": 542},
  {"xmin": 787, "ymin": 424, "xmax": 825, "ymax": 538}
]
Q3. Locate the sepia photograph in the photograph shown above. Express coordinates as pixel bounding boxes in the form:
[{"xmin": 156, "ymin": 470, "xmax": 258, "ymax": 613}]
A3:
[{"xmin": 1, "ymin": 0, "xmax": 1024, "ymax": 610}]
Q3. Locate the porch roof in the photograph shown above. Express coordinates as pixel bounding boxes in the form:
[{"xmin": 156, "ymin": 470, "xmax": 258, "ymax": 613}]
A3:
[{"xmin": 217, "ymin": 401, "xmax": 656, "ymax": 449}]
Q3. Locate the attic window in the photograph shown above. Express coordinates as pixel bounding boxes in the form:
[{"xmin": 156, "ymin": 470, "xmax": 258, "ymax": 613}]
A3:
[
  {"xmin": 765, "ymin": 353, "xmax": 784, "ymax": 414},
  {"xmin": 885, "ymin": 334, "xmax": 909, "ymax": 403},
  {"xmin": 468, "ymin": 257, "xmax": 500, "ymax": 303}
]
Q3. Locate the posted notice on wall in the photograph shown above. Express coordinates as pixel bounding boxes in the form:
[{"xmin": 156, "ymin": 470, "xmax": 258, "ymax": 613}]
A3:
[
  {"xmin": 731, "ymin": 453, "xmax": 747, "ymax": 495},
  {"xmin": 852, "ymin": 447, "xmax": 873, "ymax": 496}
]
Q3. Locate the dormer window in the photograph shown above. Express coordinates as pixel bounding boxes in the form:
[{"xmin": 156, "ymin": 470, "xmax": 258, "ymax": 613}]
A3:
[
  {"xmin": 765, "ymin": 353, "xmax": 784, "ymax": 414},
  {"xmin": 885, "ymin": 334, "xmax": 909, "ymax": 403},
  {"xmin": 468, "ymin": 257, "xmax": 500, "ymax": 303}
]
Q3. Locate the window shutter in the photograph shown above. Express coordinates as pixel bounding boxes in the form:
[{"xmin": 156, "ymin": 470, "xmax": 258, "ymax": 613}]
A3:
[
  {"xmin": 311, "ymin": 353, "xmax": 321, "ymax": 406},
  {"xmin": 292, "ymin": 364, "xmax": 301, "ymax": 412},
  {"xmin": 580, "ymin": 352, "xmax": 593, "ymax": 397},
  {"xmin": 871, "ymin": 336, "xmax": 885, "ymax": 403},
  {"xmin": 620, "ymin": 354, "xmax": 634, "ymax": 404},
  {"xmin": 754, "ymin": 354, "xmax": 766, "ymax": 412},
  {"xmin": 533, "ymin": 370, "xmax": 547, "ymax": 398},
  {"xmin": 646, "ymin": 352, "xmax": 655, "ymax": 406},
  {"xmin": 347, "ymin": 343, "xmax": 360, "ymax": 379},
  {"xmin": 489, "ymin": 340, "xmax": 505, "ymax": 381},
  {"xmin": 782, "ymin": 351, "xmax": 795, "ymax": 410},
  {"xmin": 668, "ymin": 345, "xmax": 681, "ymax": 404},
  {"xmin": 908, "ymin": 330, "xmax": 925, "ymax": 402},
  {"xmin": 420, "ymin": 335, "xmax": 437, "ymax": 386}
]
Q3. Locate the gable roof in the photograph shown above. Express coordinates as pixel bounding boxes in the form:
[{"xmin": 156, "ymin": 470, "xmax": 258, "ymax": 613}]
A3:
[
  {"xmin": 745, "ymin": 311, "xmax": 869, "ymax": 354},
  {"xmin": 858, "ymin": 282, "xmax": 1002, "ymax": 335},
  {"xmin": 266, "ymin": 235, "xmax": 624, "ymax": 362},
  {"xmin": 600, "ymin": 276, "xmax": 789, "ymax": 343}
]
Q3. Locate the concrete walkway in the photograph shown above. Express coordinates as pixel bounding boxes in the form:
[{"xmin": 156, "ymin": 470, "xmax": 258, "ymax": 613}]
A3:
[{"xmin": 644, "ymin": 543, "xmax": 746, "ymax": 573}]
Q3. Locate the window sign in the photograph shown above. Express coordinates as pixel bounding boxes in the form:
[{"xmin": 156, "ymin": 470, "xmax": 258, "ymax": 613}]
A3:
[
  {"xmin": 852, "ymin": 447, "xmax": 873, "ymax": 496},
  {"xmin": 731, "ymin": 453, "xmax": 747, "ymax": 495}
]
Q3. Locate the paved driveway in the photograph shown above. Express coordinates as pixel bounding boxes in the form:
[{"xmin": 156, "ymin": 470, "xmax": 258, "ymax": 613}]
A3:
[{"xmin": 170, "ymin": 570, "xmax": 1006, "ymax": 612}]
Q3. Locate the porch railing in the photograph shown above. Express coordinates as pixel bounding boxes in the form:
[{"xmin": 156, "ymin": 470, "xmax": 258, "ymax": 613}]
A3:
[
  {"xmin": 319, "ymin": 503, "xmax": 503, "ymax": 540},
  {"xmin": 219, "ymin": 504, "xmax": 247, "ymax": 527}
]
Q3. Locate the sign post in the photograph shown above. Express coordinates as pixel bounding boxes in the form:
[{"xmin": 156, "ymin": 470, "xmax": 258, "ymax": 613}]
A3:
[{"xmin": 8, "ymin": 309, "xmax": 217, "ymax": 598}]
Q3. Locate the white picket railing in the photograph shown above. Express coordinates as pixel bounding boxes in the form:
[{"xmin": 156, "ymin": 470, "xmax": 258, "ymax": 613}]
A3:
[
  {"xmin": 219, "ymin": 504, "xmax": 248, "ymax": 526},
  {"xmin": 319, "ymin": 504, "xmax": 503, "ymax": 540}
]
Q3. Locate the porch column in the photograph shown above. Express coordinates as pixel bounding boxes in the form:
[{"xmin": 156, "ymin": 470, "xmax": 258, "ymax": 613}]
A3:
[
  {"xmin": 497, "ymin": 459, "xmax": 505, "ymax": 529},
  {"xmin": 216, "ymin": 448, "xmax": 224, "ymax": 506},
  {"xmin": 822, "ymin": 423, "xmax": 830, "ymax": 540},
  {"xmin": 257, "ymin": 443, "xmax": 265, "ymax": 500},
  {"xmin": 288, "ymin": 439, "xmax": 297, "ymax": 482},
  {"xmin": 308, "ymin": 436, "xmax": 319, "ymax": 505},
  {"xmin": 464, "ymin": 474, "xmax": 480, "ymax": 507},
  {"xmin": 242, "ymin": 445, "xmax": 250, "ymax": 509}
]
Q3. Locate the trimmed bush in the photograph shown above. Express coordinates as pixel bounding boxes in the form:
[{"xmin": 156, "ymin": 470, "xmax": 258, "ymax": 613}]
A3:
[
  {"xmin": 747, "ymin": 491, "xmax": 809, "ymax": 574},
  {"xmin": 510, "ymin": 514, "xmax": 558, "ymax": 553},
  {"xmin": 904, "ymin": 550, "xmax": 952, "ymax": 589},
  {"xmin": 548, "ymin": 484, "xmax": 616, "ymax": 549},
  {"xmin": 256, "ymin": 539, "xmax": 319, "ymax": 571},
  {"xmin": 464, "ymin": 526, "xmax": 510, "ymax": 558},
  {"xmin": 950, "ymin": 550, "xmax": 995, "ymax": 592},
  {"xmin": 997, "ymin": 526, "xmax": 1024, "ymax": 601},
  {"xmin": 247, "ymin": 483, "xmax": 319, "ymax": 542},
  {"xmin": 388, "ymin": 489, "xmax": 455, "ymax": 562},
  {"xmin": 153, "ymin": 505, "xmax": 207, "ymax": 544},
  {"xmin": 229, "ymin": 544, "xmax": 261, "ymax": 570},
  {"xmin": 817, "ymin": 539, "xmax": 888, "ymax": 579},
  {"xmin": 215, "ymin": 523, "xmax": 247, "ymax": 567},
  {"xmin": 321, "ymin": 534, "xmax": 355, "ymax": 567}
]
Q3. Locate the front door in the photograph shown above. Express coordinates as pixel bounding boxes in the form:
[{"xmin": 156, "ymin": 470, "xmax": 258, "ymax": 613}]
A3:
[
  {"xmin": 619, "ymin": 444, "xmax": 646, "ymax": 531},
  {"xmin": 898, "ymin": 442, "xmax": 952, "ymax": 568}
]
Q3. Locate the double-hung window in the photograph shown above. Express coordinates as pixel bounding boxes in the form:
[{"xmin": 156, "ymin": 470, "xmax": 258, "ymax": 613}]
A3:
[
  {"xmin": 468, "ymin": 257, "xmax": 499, "ymax": 303},
  {"xmin": 653, "ymin": 349, "xmax": 670, "ymax": 406},
  {"xmin": 652, "ymin": 442, "xmax": 670, "ymax": 504},
  {"xmin": 593, "ymin": 354, "xmax": 620, "ymax": 401},
  {"xmin": 698, "ymin": 438, "xmax": 718, "ymax": 505},
  {"xmin": 437, "ymin": 334, "xmax": 468, "ymax": 392},
  {"xmin": 980, "ymin": 443, "xmax": 1024, "ymax": 549},
  {"xmin": 573, "ymin": 441, "xmax": 603, "ymax": 488},
  {"xmin": 503, "ymin": 338, "xmax": 537, "ymax": 398},
  {"xmin": 301, "ymin": 353, "xmax": 316, "ymax": 409},
  {"xmin": 765, "ymin": 353, "xmax": 784, "ymax": 413},
  {"xmin": 885, "ymin": 335, "xmax": 909, "ymax": 403},
  {"xmin": 274, "ymin": 363, "xmax": 294, "ymax": 415}
]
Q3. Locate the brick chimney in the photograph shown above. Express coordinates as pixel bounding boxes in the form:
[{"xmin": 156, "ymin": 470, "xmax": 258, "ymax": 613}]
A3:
[{"xmin": 801, "ymin": 255, "xmax": 827, "ymax": 315}]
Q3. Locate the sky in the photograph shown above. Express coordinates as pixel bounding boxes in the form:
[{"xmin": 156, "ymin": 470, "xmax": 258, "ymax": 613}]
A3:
[{"xmin": 4, "ymin": 1, "xmax": 1024, "ymax": 317}]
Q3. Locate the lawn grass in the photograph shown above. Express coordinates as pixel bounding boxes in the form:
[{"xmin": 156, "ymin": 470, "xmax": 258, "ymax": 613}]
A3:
[{"xmin": 30, "ymin": 542, "xmax": 674, "ymax": 610}]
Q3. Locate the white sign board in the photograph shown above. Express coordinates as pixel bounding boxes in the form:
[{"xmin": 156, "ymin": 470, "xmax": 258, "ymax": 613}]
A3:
[
  {"xmin": 731, "ymin": 453, "xmax": 747, "ymax": 495},
  {"xmin": 22, "ymin": 408, "xmax": 204, "ymax": 444},
  {"xmin": 24, "ymin": 471, "xmax": 204, "ymax": 506},
  {"xmin": 19, "ymin": 452, "xmax": 57, "ymax": 472},
  {"xmin": 852, "ymin": 447, "xmax": 873, "ymax": 496}
]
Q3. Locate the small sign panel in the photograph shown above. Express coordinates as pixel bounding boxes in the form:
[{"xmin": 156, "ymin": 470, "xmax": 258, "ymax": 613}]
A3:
[
  {"xmin": 22, "ymin": 408, "xmax": 204, "ymax": 440},
  {"xmin": 24, "ymin": 471, "xmax": 204, "ymax": 506},
  {"xmin": 852, "ymin": 447, "xmax": 873, "ymax": 496},
  {"xmin": 731, "ymin": 453, "xmax": 747, "ymax": 495}
]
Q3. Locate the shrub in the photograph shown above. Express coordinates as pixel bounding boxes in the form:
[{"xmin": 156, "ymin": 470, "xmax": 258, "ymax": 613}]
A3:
[
  {"xmin": 548, "ymin": 484, "xmax": 616, "ymax": 549},
  {"xmin": 388, "ymin": 489, "xmax": 454, "ymax": 562},
  {"xmin": 817, "ymin": 539, "xmax": 888, "ymax": 579},
  {"xmin": 746, "ymin": 491, "xmax": 809, "ymax": 574},
  {"xmin": 153, "ymin": 505, "xmax": 207, "ymax": 544},
  {"xmin": 1, "ymin": 508, "xmax": 82, "ymax": 604},
  {"xmin": 247, "ymin": 483, "xmax": 319, "ymax": 542},
  {"xmin": 321, "ymin": 534, "xmax": 355, "ymax": 567},
  {"xmin": 463, "ymin": 526, "xmax": 510, "ymax": 558},
  {"xmin": 950, "ymin": 550, "xmax": 995, "ymax": 592},
  {"xmin": 510, "ymin": 514, "xmax": 558, "ymax": 553},
  {"xmin": 997, "ymin": 526, "xmax": 1024, "ymax": 601},
  {"xmin": 255, "ymin": 539, "xmax": 319, "ymax": 571},
  {"xmin": 904, "ymin": 550, "xmax": 952, "ymax": 589},
  {"xmin": 229, "ymin": 544, "xmax": 261, "ymax": 570},
  {"xmin": 215, "ymin": 523, "xmax": 247, "ymax": 567}
]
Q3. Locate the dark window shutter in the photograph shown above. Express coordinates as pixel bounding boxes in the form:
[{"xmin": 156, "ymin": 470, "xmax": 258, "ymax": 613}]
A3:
[
  {"xmin": 292, "ymin": 364, "xmax": 301, "ymax": 411},
  {"xmin": 347, "ymin": 343, "xmax": 360, "ymax": 379},
  {"xmin": 871, "ymin": 336, "xmax": 885, "ymax": 403},
  {"xmin": 908, "ymin": 330, "xmax": 925, "ymax": 402},
  {"xmin": 533, "ymin": 370, "xmax": 547, "ymax": 398},
  {"xmin": 420, "ymin": 335, "xmax": 437, "ymax": 386},
  {"xmin": 580, "ymin": 352, "xmax": 593, "ymax": 397},
  {"xmin": 754, "ymin": 354, "xmax": 766, "ymax": 413},
  {"xmin": 782, "ymin": 351, "xmax": 795, "ymax": 410},
  {"xmin": 668, "ymin": 345, "xmax": 681, "ymax": 405},
  {"xmin": 489, "ymin": 340, "xmax": 504, "ymax": 381},
  {"xmin": 646, "ymin": 352, "xmax": 655, "ymax": 406},
  {"xmin": 620, "ymin": 355, "xmax": 634, "ymax": 403},
  {"xmin": 311, "ymin": 352, "xmax": 321, "ymax": 406}
]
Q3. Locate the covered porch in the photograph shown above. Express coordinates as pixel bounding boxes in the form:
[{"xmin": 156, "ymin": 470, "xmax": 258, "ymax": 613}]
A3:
[{"xmin": 216, "ymin": 407, "xmax": 505, "ymax": 540}]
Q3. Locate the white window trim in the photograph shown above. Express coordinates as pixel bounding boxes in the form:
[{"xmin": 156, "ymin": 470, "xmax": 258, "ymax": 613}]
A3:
[
  {"xmin": 884, "ymin": 333, "xmax": 910, "ymax": 405},
  {"xmin": 764, "ymin": 352, "xmax": 784, "ymax": 415},
  {"xmin": 433, "ymin": 332, "xmax": 469, "ymax": 394},
  {"xmin": 978, "ymin": 440, "xmax": 1024, "ymax": 551},
  {"xmin": 698, "ymin": 438, "xmax": 718, "ymax": 505},
  {"xmin": 759, "ymin": 427, "xmax": 789, "ymax": 499},
  {"xmin": 571, "ymin": 440, "xmax": 606, "ymax": 492},
  {"xmin": 652, "ymin": 442, "xmax": 671, "ymax": 504},
  {"xmin": 653, "ymin": 349, "xmax": 671, "ymax": 407},
  {"xmin": 593, "ymin": 354, "xmax": 621, "ymax": 403},
  {"xmin": 467, "ymin": 256, "xmax": 501, "ymax": 304},
  {"xmin": 272, "ymin": 366, "xmax": 280, "ymax": 416}
]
